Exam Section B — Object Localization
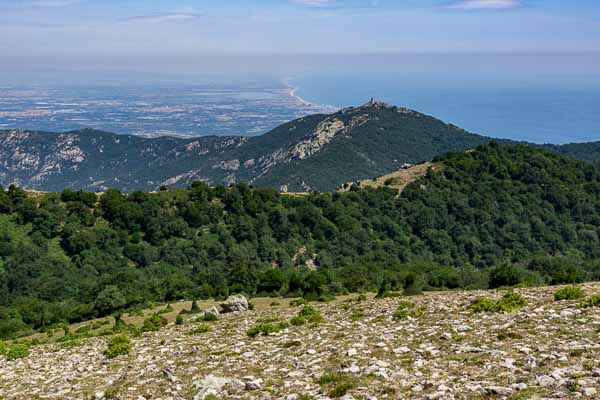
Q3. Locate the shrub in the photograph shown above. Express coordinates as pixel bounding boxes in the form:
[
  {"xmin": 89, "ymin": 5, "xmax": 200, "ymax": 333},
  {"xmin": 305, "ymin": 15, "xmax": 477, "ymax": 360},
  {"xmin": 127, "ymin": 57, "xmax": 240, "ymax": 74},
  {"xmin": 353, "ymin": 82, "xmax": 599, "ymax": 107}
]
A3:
[
  {"xmin": 188, "ymin": 325, "xmax": 211, "ymax": 335},
  {"xmin": 157, "ymin": 304, "xmax": 174, "ymax": 315},
  {"xmin": 175, "ymin": 315, "xmax": 184, "ymax": 325},
  {"xmin": 1, "ymin": 343, "xmax": 30, "ymax": 360},
  {"xmin": 246, "ymin": 322, "xmax": 289, "ymax": 337},
  {"xmin": 392, "ymin": 300, "xmax": 422, "ymax": 320},
  {"xmin": 190, "ymin": 300, "xmax": 201, "ymax": 313},
  {"xmin": 198, "ymin": 312, "xmax": 218, "ymax": 322},
  {"xmin": 91, "ymin": 320, "xmax": 110, "ymax": 330},
  {"xmin": 75, "ymin": 325, "xmax": 90, "ymax": 334},
  {"xmin": 290, "ymin": 299, "xmax": 308, "ymax": 307},
  {"xmin": 489, "ymin": 264, "xmax": 529, "ymax": 289},
  {"xmin": 104, "ymin": 335, "xmax": 132, "ymax": 359},
  {"xmin": 319, "ymin": 373, "xmax": 358, "ymax": 398},
  {"xmin": 470, "ymin": 297, "xmax": 498, "ymax": 313},
  {"xmin": 350, "ymin": 310, "xmax": 365, "ymax": 321},
  {"xmin": 141, "ymin": 314, "xmax": 168, "ymax": 333},
  {"xmin": 356, "ymin": 294, "xmax": 367, "ymax": 302},
  {"xmin": 290, "ymin": 305, "xmax": 324, "ymax": 326},
  {"xmin": 554, "ymin": 287, "xmax": 585, "ymax": 301},
  {"xmin": 283, "ymin": 340, "xmax": 302, "ymax": 348},
  {"xmin": 496, "ymin": 292, "xmax": 527, "ymax": 312},
  {"xmin": 470, "ymin": 291, "xmax": 527, "ymax": 313},
  {"xmin": 376, "ymin": 291, "xmax": 403, "ymax": 299},
  {"xmin": 579, "ymin": 294, "xmax": 600, "ymax": 309}
]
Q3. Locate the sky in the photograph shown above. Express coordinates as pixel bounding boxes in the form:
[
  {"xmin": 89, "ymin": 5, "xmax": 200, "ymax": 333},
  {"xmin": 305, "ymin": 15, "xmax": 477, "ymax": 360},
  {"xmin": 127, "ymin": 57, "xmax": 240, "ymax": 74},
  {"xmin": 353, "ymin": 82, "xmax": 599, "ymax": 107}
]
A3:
[{"xmin": 1, "ymin": 0, "xmax": 600, "ymax": 82}]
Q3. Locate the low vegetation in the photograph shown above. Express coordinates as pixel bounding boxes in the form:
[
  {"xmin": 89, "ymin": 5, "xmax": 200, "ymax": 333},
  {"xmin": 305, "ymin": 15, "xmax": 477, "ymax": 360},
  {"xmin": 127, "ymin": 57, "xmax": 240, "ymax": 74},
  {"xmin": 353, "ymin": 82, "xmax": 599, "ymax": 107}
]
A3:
[
  {"xmin": 104, "ymin": 335, "xmax": 132, "ymax": 359},
  {"xmin": 470, "ymin": 291, "xmax": 527, "ymax": 313},
  {"xmin": 319, "ymin": 373, "xmax": 359, "ymax": 398},
  {"xmin": 554, "ymin": 286, "xmax": 585, "ymax": 301},
  {"xmin": 290, "ymin": 305, "xmax": 324, "ymax": 326},
  {"xmin": 140, "ymin": 314, "xmax": 168, "ymax": 333},
  {"xmin": 578, "ymin": 294, "xmax": 600, "ymax": 309},
  {"xmin": 188, "ymin": 325, "xmax": 211, "ymax": 335},
  {"xmin": 246, "ymin": 322, "xmax": 289, "ymax": 337},
  {"xmin": 392, "ymin": 300, "xmax": 424, "ymax": 320},
  {"xmin": 0, "ymin": 342, "xmax": 30, "ymax": 360}
]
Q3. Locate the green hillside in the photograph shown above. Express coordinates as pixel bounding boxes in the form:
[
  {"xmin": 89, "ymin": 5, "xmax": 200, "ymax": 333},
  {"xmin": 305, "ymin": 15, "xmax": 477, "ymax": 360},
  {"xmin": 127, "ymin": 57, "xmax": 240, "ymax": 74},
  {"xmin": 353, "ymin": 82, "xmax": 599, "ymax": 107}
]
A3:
[{"xmin": 1, "ymin": 143, "xmax": 600, "ymax": 339}]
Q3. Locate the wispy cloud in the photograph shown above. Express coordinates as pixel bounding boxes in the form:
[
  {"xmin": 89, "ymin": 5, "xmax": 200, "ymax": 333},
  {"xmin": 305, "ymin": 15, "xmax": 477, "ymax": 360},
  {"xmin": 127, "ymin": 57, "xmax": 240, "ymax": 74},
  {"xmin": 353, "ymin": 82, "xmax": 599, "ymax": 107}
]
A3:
[
  {"xmin": 31, "ymin": 0, "xmax": 81, "ymax": 7},
  {"xmin": 447, "ymin": 0, "xmax": 521, "ymax": 10},
  {"xmin": 127, "ymin": 12, "xmax": 202, "ymax": 23},
  {"xmin": 290, "ymin": 0, "xmax": 337, "ymax": 7}
]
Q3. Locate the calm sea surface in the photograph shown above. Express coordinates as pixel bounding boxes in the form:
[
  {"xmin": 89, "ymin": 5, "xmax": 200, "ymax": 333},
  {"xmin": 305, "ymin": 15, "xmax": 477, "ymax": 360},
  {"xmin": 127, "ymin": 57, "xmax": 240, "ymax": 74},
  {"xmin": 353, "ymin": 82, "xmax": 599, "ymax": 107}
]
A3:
[{"xmin": 291, "ymin": 72, "xmax": 600, "ymax": 144}]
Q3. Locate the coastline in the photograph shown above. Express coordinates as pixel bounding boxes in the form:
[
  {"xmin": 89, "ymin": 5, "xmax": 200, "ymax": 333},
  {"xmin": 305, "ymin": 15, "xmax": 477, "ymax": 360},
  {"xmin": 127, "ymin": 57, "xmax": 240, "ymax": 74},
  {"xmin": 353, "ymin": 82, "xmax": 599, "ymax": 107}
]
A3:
[{"xmin": 282, "ymin": 77, "xmax": 339, "ymax": 113}]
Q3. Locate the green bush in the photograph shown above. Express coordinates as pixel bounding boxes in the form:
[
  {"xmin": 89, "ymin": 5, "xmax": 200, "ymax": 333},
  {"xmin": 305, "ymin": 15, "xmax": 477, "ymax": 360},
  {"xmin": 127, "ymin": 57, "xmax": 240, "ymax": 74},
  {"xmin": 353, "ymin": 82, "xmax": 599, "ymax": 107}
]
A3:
[
  {"xmin": 246, "ymin": 322, "xmax": 289, "ymax": 337},
  {"xmin": 290, "ymin": 305, "xmax": 324, "ymax": 326},
  {"xmin": 0, "ymin": 343, "xmax": 30, "ymax": 360},
  {"xmin": 157, "ymin": 304, "xmax": 174, "ymax": 315},
  {"xmin": 141, "ymin": 314, "xmax": 168, "ymax": 333},
  {"xmin": 198, "ymin": 313, "xmax": 218, "ymax": 322},
  {"xmin": 392, "ymin": 300, "xmax": 423, "ymax": 320},
  {"xmin": 350, "ymin": 310, "xmax": 365, "ymax": 322},
  {"xmin": 376, "ymin": 291, "xmax": 403, "ymax": 299},
  {"xmin": 175, "ymin": 315, "xmax": 184, "ymax": 325},
  {"xmin": 469, "ymin": 297, "xmax": 498, "ymax": 313},
  {"xmin": 496, "ymin": 291, "xmax": 527, "ymax": 312},
  {"xmin": 190, "ymin": 300, "xmax": 201, "ymax": 314},
  {"xmin": 290, "ymin": 299, "xmax": 308, "ymax": 307},
  {"xmin": 554, "ymin": 287, "xmax": 585, "ymax": 301},
  {"xmin": 104, "ymin": 335, "xmax": 132, "ymax": 359},
  {"xmin": 319, "ymin": 373, "xmax": 358, "ymax": 398},
  {"xmin": 470, "ymin": 291, "xmax": 527, "ymax": 313},
  {"xmin": 579, "ymin": 294, "xmax": 600, "ymax": 309},
  {"xmin": 188, "ymin": 325, "xmax": 211, "ymax": 335}
]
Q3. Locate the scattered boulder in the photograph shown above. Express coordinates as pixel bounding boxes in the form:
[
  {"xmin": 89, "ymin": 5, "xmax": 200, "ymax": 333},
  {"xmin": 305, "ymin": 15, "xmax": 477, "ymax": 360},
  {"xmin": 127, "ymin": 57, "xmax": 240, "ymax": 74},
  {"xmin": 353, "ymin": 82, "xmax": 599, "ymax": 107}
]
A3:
[
  {"xmin": 220, "ymin": 294, "xmax": 249, "ymax": 313},
  {"xmin": 245, "ymin": 378, "xmax": 263, "ymax": 391},
  {"xmin": 193, "ymin": 375, "xmax": 232, "ymax": 400},
  {"xmin": 485, "ymin": 386, "xmax": 512, "ymax": 395},
  {"xmin": 536, "ymin": 375, "xmax": 556, "ymax": 388}
]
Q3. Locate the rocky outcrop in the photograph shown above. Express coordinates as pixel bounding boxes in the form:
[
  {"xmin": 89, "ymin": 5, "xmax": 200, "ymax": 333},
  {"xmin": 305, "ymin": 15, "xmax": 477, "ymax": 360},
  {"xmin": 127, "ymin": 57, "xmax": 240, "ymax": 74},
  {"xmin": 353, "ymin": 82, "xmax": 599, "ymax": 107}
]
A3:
[{"xmin": 220, "ymin": 294, "xmax": 249, "ymax": 313}]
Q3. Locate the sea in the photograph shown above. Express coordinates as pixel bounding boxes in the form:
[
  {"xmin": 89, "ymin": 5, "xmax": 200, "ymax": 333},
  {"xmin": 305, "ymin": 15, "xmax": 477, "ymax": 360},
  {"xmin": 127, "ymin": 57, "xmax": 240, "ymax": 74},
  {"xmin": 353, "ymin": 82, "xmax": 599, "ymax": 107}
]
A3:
[{"xmin": 287, "ymin": 55, "xmax": 600, "ymax": 145}]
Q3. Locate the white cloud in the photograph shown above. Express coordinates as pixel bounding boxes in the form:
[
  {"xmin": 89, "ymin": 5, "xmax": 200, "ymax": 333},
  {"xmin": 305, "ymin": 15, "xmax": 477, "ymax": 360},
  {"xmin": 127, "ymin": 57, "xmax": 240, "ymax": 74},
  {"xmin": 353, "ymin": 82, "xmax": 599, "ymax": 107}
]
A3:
[
  {"xmin": 31, "ymin": 0, "xmax": 81, "ymax": 7},
  {"xmin": 448, "ymin": 0, "xmax": 521, "ymax": 10},
  {"xmin": 127, "ymin": 13, "xmax": 201, "ymax": 23},
  {"xmin": 290, "ymin": 0, "xmax": 337, "ymax": 7}
]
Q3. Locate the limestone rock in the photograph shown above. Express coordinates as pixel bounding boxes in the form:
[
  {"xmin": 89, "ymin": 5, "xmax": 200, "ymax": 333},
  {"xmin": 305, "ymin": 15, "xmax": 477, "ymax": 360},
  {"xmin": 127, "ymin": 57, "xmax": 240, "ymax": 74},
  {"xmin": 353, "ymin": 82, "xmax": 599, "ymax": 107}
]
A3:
[{"xmin": 220, "ymin": 294, "xmax": 249, "ymax": 313}]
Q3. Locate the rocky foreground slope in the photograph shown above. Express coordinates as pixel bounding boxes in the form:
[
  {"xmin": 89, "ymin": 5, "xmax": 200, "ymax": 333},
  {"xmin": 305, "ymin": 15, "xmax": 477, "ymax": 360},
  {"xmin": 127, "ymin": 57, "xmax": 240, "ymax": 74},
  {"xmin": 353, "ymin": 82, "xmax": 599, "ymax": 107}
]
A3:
[{"xmin": 2, "ymin": 284, "xmax": 600, "ymax": 400}]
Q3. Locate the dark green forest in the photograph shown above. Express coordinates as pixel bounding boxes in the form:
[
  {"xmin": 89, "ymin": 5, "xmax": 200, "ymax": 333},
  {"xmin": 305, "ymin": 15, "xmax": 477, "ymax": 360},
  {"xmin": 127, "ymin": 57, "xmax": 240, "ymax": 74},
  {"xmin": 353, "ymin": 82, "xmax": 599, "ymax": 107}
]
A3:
[{"xmin": 1, "ymin": 143, "xmax": 600, "ymax": 339}]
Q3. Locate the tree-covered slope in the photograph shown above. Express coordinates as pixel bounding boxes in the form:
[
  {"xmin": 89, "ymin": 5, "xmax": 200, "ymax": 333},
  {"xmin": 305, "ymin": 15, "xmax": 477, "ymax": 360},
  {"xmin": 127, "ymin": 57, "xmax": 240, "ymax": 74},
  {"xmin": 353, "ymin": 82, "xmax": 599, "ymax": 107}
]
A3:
[
  {"xmin": 1, "ymin": 143, "xmax": 600, "ymax": 339},
  {"xmin": 544, "ymin": 141, "xmax": 600, "ymax": 167}
]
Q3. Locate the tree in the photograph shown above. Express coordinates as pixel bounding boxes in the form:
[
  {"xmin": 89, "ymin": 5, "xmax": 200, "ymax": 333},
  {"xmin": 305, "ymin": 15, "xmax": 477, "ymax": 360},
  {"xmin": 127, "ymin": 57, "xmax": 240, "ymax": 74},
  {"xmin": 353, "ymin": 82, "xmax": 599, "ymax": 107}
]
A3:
[{"xmin": 95, "ymin": 285, "xmax": 127, "ymax": 316}]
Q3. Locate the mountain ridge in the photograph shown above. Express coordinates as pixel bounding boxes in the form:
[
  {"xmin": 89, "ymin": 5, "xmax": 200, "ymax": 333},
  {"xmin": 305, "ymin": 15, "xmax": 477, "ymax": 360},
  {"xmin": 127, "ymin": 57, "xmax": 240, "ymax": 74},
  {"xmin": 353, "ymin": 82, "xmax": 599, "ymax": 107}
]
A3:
[{"xmin": 1, "ymin": 101, "xmax": 599, "ymax": 192}]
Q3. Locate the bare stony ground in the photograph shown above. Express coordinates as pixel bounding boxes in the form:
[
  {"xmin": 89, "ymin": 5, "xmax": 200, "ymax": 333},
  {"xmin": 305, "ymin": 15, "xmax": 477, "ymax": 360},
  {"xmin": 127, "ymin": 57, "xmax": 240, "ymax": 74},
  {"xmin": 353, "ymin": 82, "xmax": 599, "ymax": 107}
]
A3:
[{"xmin": 2, "ymin": 284, "xmax": 600, "ymax": 400}]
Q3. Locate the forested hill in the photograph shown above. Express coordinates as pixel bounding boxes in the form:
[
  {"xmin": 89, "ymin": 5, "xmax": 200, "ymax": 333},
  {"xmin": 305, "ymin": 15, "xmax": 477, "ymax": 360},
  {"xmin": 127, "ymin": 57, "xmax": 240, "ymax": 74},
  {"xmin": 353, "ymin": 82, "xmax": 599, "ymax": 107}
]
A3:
[
  {"xmin": 544, "ymin": 141, "xmax": 600, "ymax": 167},
  {"xmin": 1, "ymin": 142, "xmax": 600, "ymax": 339},
  {"xmin": 0, "ymin": 102, "xmax": 491, "ymax": 193}
]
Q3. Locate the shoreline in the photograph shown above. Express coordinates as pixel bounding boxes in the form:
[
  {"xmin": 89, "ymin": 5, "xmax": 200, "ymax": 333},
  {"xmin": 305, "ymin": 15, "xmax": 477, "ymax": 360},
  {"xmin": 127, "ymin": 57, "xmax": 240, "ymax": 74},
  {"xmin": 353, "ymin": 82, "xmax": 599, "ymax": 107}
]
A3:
[{"xmin": 282, "ymin": 77, "xmax": 339, "ymax": 113}]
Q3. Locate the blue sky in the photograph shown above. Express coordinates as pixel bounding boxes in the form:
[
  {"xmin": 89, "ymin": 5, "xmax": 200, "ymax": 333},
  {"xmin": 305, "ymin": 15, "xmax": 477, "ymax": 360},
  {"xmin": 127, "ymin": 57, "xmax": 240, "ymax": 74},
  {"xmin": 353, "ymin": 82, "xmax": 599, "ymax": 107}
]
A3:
[{"xmin": 1, "ymin": 0, "xmax": 600, "ymax": 56}]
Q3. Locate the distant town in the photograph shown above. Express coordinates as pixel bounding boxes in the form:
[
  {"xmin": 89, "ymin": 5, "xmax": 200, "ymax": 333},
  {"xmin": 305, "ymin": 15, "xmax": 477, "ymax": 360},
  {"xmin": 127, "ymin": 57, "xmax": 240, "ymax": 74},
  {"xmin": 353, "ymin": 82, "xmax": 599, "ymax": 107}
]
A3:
[{"xmin": 0, "ymin": 82, "xmax": 337, "ymax": 138}]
